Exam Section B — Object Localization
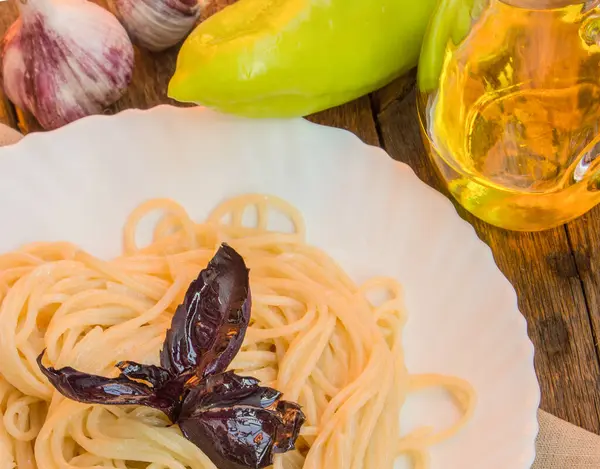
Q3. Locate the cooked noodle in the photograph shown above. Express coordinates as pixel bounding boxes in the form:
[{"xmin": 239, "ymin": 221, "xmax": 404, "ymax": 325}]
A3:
[{"xmin": 0, "ymin": 194, "xmax": 475, "ymax": 469}]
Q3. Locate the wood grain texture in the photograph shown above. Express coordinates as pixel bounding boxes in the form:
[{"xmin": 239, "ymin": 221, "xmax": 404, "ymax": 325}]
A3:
[
  {"xmin": 371, "ymin": 69, "xmax": 416, "ymax": 116},
  {"xmin": 308, "ymin": 96, "xmax": 380, "ymax": 146},
  {"xmin": 564, "ymin": 210, "xmax": 600, "ymax": 378},
  {"xmin": 377, "ymin": 90, "xmax": 600, "ymax": 434}
]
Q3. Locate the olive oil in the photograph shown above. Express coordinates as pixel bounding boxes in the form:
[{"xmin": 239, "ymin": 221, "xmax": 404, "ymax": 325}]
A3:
[{"xmin": 418, "ymin": 0, "xmax": 600, "ymax": 230}]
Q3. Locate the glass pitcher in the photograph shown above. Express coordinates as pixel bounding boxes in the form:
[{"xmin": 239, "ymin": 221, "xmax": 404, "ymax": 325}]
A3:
[{"xmin": 417, "ymin": 0, "xmax": 600, "ymax": 231}]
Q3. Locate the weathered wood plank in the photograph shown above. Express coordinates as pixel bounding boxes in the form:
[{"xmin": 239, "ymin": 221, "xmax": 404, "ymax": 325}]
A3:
[
  {"xmin": 376, "ymin": 90, "xmax": 600, "ymax": 433},
  {"xmin": 565, "ymin": 210, "xmax": 600, "ymax": 374},
  {"xmin": 371, "ymin": 69, "xmax": 417, "ymax": 116},
  {"xmin": 109, "ymin": 47, "xmax": 181, "ymax": 112},
  {"xmin": 105, "ymin": 0, "xmax": 241, "ymax": 113},
  {"xmin": 308, "ymin": 96, "xmax": 380, "ymax": 147}
]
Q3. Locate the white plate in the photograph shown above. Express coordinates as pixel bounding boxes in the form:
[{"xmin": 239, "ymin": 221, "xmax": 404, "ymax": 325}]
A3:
[{"xmin": 0, "ymin": 106, "xmax": 539, "ymax": 469}]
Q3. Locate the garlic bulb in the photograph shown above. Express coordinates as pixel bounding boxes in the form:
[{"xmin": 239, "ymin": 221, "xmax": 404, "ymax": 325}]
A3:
[
  {"xmin": 2, "ymin": 0, "xmax": 134, "ymax": 130},
  {"xmin": 109, "ymin": 0, "xmax": 201, "ymax": 52}
]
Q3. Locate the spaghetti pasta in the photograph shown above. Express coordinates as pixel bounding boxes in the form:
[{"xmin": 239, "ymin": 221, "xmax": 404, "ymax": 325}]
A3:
[{"xmin": 0, "ymin": 194, "xmax": 474, "ymax": 469}]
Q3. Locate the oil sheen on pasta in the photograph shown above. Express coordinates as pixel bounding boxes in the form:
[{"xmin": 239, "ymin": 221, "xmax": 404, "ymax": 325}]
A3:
[{"xmin": 0, "ymin": 194, "xmax": 474, "ymax": 469}]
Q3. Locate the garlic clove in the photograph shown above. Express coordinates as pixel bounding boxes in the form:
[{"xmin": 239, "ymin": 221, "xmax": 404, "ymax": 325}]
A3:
[
  {"xmin": 2, "ymin": 0, "xmax": 134, "ymax": 130},
  {"xmin": 109, "ymin": 0, "xmax": 201, "ymax": 52},
  {"xmin": 2, "ymin": 21, "xmax": 27, "ymax": 112}
]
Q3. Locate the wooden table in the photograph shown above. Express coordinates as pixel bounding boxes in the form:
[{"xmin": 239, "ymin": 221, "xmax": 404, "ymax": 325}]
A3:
[{"xmin": 1, "ymin": 0, "xmax": 600, "ymax": 435}]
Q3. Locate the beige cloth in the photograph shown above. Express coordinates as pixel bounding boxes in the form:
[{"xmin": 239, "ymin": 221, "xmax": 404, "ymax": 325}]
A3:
[
  {"xmin": 534, "ymin": 410, "xmax": 600, "ymax": 468},
  {"xmin": 0, "ymin": 123, "xmax": 599, "ymax": 467}
]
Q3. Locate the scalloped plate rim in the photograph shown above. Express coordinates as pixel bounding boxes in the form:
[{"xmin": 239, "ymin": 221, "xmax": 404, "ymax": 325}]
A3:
[{"xmin": 0, "ymin": 105, "xmax": 541, "ymax": 469}]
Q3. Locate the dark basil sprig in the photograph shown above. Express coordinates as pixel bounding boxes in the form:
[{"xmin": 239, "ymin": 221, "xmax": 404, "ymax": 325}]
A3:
[
  {"xmin": 38, "ymin": 244, "xmax": 305, "ymax": 469},
  {"xmin": 179, "ymin": 372, "xmax": 305, "ymax": 469},
  {"xmin": 37, "ymin": 358, "xmax": 180, "ymax": 419},
  {"xmin": 160, "ymin": 243, "xmax": 251, "ymax": 379}
]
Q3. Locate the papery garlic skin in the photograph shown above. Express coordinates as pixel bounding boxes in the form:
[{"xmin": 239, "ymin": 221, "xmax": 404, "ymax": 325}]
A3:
[
  {"xmin": 110, "ymin": 0, "xmax": 201, "ymax": 52},
  {"xmin": 2, "ymin": 21, "xmax": 27, "ymax": 112},
  {"xmin": 2, "ymin": 0, "xmax": 134, "ymax": 130}
]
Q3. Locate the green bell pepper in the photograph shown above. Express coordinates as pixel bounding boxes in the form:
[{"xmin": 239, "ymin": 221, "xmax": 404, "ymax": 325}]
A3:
[{"xmin": 168, "ymin": 0, "xmax": 437, "ymax": 117}]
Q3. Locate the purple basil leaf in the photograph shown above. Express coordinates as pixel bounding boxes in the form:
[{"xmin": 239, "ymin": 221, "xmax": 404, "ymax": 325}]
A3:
[
  {"xmin": 183, "ymin": 372, "xmax": 281, "ymax": 411},
  {"xmin": 37, "ymin": 354, "xmax": 180, "ymax": 420},
  {"xmin": 37, "ymin": 247, "xmax": 307, "ymax": 469},
  {"xmin": 115, "ymin": 361, "xmax": 187, "ymax": 419},
  {"xmin": 116, "ymin": 361, "xmax": 173, "ymax": 387},
  {"xmin": 160, "ymin": 244, "xmax": 251, "ymax": 379},
  {"xmin": 178, "ymin": 372, "xmax": 305, "ymax": 469},
  {"xmin": 269, "ymin": 400, "xmax": 306, "ymax": 454}
]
